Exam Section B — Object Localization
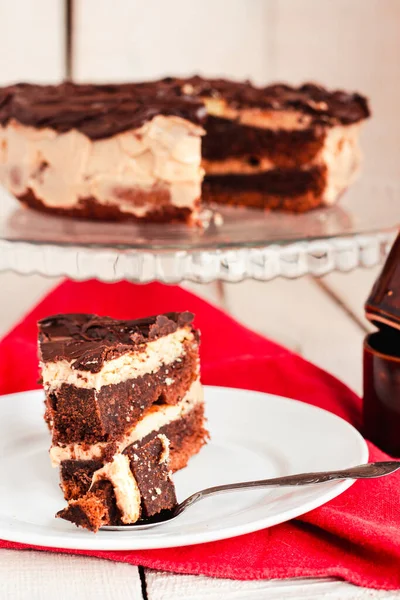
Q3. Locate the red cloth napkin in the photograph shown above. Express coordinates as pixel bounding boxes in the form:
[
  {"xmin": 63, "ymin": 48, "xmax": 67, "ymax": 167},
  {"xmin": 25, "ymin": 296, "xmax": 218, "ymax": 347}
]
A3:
[{"xmin": 1, "ymin": 279, "xmax": 400, "ymax": 590}]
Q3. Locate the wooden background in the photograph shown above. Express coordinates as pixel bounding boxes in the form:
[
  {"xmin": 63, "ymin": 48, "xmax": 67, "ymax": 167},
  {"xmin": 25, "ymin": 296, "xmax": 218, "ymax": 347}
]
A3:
[{"xmin": 0, "ymin": 2, "xmax": 398, "ymax": 597}]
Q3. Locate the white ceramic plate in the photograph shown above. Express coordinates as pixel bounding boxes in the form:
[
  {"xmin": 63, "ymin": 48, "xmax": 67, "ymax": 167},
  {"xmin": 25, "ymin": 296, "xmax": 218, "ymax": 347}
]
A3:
[{"xmin": 0, "ymin": 386, "xmax": 368, "ymax": 550}]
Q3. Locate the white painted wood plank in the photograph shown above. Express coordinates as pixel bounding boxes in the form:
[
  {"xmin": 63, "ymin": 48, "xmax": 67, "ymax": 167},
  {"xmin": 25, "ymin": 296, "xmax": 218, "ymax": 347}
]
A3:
[
  {"xmin": 223, "ymin": 277, "xmax": 364, "ymax": 394},
  {"xmin": 270, "ymin": 0, "xmax": 400, "ymax": 182},
  {"xmin": 322, "ymin": 267, "xmax": 382, "ymax": 333},
  {"xmin": 73, "ymin": 0, "xmax": 272, "ymax": 83},
  {"xmin": 145, "ymin": 571, "xmax": 400, "ymax": 600},
  {"xmin": 182, "ymin": 282, "xmax": 223, "ymax": 309},
  {"xmin": 0, "ymin": 0, "xmax": 65, "ymax": 84},
  {"xmin": 0, "ymin": 272, "xmax": 57, "ymax": 338},
  {"xmin": 0, "ymin": 550, "xmax": 143, "ymax": 600},
  {"xmin": 0, "ymin": 275, "xmax": 221, "ymax": 340}
]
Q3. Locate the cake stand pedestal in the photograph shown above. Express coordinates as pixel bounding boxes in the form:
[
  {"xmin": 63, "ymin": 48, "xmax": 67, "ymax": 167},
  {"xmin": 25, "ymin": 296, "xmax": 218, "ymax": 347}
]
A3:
[{"xmin": 0, "ymin": 179, "xmax": 398, "ymax": 282}]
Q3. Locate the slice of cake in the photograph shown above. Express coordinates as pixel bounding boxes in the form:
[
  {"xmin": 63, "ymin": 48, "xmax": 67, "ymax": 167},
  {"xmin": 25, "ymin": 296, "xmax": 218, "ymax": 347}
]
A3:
[
  {"xmin": 38, "ymin": 311, "xmax": 208, "ymax": 531},
  {"xmin": 0, "ymin": 77, "xmax": 369, "ymax": 220}
]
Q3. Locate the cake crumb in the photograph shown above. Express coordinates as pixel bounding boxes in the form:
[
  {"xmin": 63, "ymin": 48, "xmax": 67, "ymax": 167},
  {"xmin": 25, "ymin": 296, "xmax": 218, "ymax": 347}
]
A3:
[
  {"xmin": 213, "ymin": 212, "xmax": 224, "ymax": 227},
  {"xmin": 158, "ymin": 434, "xmax": 170, "ymax": 464},
  {"xmin": 182, "ymin": 83, "xmax": 195, "ymax": 95}
]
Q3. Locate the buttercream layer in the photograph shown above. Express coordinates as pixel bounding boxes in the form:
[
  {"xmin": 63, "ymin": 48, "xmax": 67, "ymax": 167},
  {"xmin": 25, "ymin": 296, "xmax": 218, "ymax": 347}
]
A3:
[
  {"xmin": 46, "ymin": 344, "xmax": 199, "ymax": 445},
  {"xmin": 0, "ymin": 116, "xmax": 203, "ymax": 221},
  {"xmin": 51, "ymin": 377, "xmax": 203, "ymax": 465},
  {"xmin": 59, "ymin": 392, "xmax": 206, "ymax": 501},
  {"xmin": 90, "ymin": 452, "xmax": 141, "ymax": 524},
  {"xmin": 42, "ymin": 328, "xmax": 194, "ymax": 391}
]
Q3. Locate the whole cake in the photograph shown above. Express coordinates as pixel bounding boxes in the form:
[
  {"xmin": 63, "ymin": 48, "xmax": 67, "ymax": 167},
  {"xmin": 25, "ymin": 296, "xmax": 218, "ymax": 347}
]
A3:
[
  {"xmin": 0, "ymin": 77, "xmax": 370, "ymax": 223},
  {"xmin": 38, "ymin": 311, "xmax": 208, "ymax": 532}
]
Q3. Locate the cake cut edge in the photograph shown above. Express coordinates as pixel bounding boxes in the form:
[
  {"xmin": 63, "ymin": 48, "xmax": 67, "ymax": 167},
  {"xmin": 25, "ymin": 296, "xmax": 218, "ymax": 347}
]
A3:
[
  {"xmin": 57, "ymin": 378, "xmax": 208, "ymax": 501},
  {"xmin": 57, "ymin": 434, "xmax": 177, "ymax": 532}
]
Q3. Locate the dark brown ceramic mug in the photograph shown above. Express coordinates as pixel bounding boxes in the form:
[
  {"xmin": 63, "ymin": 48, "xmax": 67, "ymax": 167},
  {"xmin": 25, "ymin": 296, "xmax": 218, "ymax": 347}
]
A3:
[
  {"xmin": 363, "ymin": 329, "xmax": 400, "ymax": 457},
  {"xmin": 365, "ymin": 232, "xmax": 400, "ymax": 331}
]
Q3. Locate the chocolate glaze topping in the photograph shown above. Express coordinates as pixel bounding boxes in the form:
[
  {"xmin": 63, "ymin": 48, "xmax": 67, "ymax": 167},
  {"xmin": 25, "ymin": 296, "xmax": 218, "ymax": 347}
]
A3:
[
  {"xmin": 38, "ymin": 312, "xmax": 196, "ymax": 372},
  {"xmin": 0, "ymin": 82, "xmax": 206, "ymax": 139},
  {"xmin": 163, "ymin": 76, "xmax": 370, "ymax": 125},
  {"xmin": 0, "ymin": 76, "xmax": 369, "ymax": 140}
]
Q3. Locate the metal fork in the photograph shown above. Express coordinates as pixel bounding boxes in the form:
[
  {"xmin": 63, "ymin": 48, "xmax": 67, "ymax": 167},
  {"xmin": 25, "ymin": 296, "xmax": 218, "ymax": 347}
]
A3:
[{"xmin": 101, "ymin": 461, "xmax": 400, "ymax": 531}]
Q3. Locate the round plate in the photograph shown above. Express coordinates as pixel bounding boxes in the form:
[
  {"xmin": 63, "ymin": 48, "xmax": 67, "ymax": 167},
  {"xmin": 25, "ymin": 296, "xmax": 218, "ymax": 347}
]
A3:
[
  {"xmin": 0, "ymin": 386, "xmax": 367, "ymax": 550},
  {"xmin": 0, "ymin": 179, "xmax": 397, "ymax": 282}
]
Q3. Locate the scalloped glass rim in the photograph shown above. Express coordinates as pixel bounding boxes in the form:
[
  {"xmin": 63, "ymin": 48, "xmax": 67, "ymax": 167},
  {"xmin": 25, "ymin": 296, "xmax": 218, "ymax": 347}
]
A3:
[
  {"xmin": 0, "ymin": 179, "xmax": 397, "ymax": 282},
  {"xmin": 0, "ymin": 178, "xmax": 399, "ymax": 252}
]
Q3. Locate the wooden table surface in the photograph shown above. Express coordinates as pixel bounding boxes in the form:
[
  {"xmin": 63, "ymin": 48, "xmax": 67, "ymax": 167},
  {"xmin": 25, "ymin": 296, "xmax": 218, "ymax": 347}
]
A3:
[
  {"xmin": 1, "ymin": 269, "xmax": 399, "ymax": 599},
  {"xmin": 0, "ymin": 1, "xmax": 399, "ymax": 595}
]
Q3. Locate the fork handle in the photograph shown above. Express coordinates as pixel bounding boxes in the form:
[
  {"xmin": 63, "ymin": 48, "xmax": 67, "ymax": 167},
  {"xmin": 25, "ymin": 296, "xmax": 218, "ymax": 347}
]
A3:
[{"xmin": 178, "ymin": 461, "xmax": 400, "ymax": 514}]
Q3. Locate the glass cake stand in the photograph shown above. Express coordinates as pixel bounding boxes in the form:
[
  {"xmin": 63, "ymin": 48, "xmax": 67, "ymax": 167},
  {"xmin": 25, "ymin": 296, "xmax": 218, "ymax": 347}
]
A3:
[{"xmin": 0, "ymin": 179, "xmax": 398, "ymax": 283}]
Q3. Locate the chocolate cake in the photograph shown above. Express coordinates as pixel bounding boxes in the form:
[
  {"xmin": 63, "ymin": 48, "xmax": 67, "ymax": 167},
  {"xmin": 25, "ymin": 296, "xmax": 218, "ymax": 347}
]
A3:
[
  {"xmin": 0, "ymin": 77, "xmax": 369, "ymax": 221},
  {"xmin": 58, "ymin": 435, "xmax": 177, "ymax": 532},
  {"xmin": 38, "ymin": 311, "xmax": 208, "ymax": 531},
  {"xmin": 165, "ymin": 77, "xmax": 370, "ymax": 212},
  {"xmin": 56, "ymin": 379, "xmax": 206, "ymax": 501}
]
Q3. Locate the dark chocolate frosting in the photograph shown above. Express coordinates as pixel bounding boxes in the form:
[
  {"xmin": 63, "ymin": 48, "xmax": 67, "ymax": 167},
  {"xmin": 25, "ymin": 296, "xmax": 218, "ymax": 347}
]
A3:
[
  {"xmin": 167, "ymin": 76, "xmax": 370, "ymax": 125},
  {"xmin": 0, "ymin": 82, "xmax": 206, "ymax": 139},
  {"xmin": 38, "ymin": 312, "xmax": 195, "ymax": 372},
  {"xmin": 0, "ymin": 76, "xmax": 369, "ymax": 140}
]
